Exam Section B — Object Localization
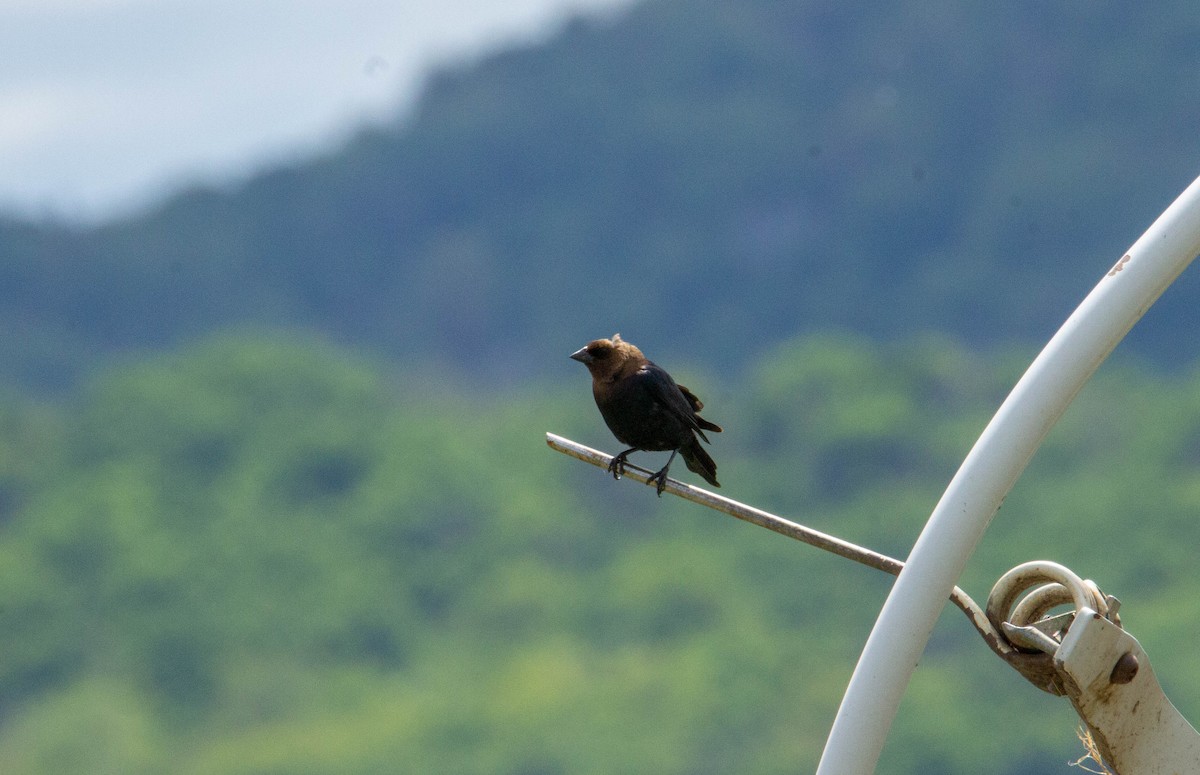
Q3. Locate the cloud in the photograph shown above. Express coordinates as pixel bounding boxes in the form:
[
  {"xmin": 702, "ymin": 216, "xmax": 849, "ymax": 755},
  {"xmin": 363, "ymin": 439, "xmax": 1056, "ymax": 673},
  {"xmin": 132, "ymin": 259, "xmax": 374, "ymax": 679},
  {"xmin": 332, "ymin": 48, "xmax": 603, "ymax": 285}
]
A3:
[
  {"xmin": 0, "ymin": 85, "xmax": 75, "ymax": 151},
  {"xmin": 0, "ymin": 0, "xmax": 139, "ymax": 12},
  {"xmin": 0, "ymin": 0, "xmax": 634, "ymax": 222}
]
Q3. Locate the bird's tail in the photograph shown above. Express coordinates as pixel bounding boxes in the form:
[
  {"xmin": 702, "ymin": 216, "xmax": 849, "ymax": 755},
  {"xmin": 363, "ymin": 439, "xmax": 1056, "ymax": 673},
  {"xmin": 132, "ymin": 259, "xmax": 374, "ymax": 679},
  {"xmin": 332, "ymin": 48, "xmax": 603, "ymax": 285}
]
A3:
[{"xmin": 680, "ymin": 436, "xmax": 720, "ymax": 488}]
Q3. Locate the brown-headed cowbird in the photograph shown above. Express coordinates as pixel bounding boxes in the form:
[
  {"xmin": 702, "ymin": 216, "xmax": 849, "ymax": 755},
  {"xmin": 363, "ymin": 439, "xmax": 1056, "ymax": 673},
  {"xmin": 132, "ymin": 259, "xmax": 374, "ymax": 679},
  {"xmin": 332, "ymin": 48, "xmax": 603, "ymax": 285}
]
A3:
[{"xmin": 570, "ymin": 333, "xmax": 722, "ymax": 495}]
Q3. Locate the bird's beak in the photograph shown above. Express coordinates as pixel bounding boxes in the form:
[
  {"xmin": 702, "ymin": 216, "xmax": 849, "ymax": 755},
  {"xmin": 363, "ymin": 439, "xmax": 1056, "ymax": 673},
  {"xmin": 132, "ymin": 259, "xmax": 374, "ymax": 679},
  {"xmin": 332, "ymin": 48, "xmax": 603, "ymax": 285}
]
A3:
[{"xmin": 570, "ymin": 347, "xmax": 592, "ymax": 364}]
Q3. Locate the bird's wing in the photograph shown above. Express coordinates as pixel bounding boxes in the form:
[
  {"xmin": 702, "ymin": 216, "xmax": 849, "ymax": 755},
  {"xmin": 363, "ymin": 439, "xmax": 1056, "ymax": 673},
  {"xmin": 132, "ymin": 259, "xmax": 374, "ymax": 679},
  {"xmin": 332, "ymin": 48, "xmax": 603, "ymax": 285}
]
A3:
[
  {"xmin": 636, "ymin": 363, "xmax": 713, "ymax": 439},
  {"xmin": 679, "ymin": 384, "xmax": 723, "ymax": 434},
  {"xmin": 677, "ymin": 384, "xmax": 704, "ymax": 412}
]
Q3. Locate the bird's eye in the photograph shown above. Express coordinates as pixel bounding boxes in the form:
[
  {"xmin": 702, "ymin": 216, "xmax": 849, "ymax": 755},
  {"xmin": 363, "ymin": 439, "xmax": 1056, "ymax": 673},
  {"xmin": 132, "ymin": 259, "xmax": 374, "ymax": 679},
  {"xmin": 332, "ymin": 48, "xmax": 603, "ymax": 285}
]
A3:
[{"xmin": 587, "ymin": 345, "xmax": 608, "ymax": 358}]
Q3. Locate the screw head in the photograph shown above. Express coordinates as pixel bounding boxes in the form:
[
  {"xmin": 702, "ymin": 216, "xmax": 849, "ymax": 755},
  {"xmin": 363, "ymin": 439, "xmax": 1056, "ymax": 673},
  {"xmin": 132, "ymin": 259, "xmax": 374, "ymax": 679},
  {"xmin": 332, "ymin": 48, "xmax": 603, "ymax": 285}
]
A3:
[{"xmin": 1110, "ymin": 652, "xmax": 1139, "ymax": 685}]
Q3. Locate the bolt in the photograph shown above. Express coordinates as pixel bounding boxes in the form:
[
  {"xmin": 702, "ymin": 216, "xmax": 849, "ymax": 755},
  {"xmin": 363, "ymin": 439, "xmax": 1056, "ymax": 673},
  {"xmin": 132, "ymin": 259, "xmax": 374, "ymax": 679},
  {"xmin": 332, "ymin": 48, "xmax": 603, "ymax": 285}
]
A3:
[{"xmin": 1110, "ymin": 652, "xmax": 1139, "ymax": 685}]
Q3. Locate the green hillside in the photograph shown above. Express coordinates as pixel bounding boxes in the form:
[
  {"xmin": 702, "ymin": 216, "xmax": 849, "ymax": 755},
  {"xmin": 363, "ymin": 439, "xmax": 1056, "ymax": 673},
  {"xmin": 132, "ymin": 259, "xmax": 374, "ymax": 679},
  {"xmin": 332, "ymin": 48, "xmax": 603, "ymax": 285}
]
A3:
[{"xmin": 0, "ymin": 332, "xmax": 1197, "ymax": 773}]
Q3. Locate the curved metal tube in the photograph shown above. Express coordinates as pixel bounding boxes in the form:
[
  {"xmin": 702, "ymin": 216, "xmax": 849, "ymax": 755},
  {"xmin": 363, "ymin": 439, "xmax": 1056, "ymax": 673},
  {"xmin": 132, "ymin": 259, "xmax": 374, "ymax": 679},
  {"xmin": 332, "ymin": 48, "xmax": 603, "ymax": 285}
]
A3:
[{"xmin": 818, "ymin": 173, "xmax": 1200, "ymax": 775}]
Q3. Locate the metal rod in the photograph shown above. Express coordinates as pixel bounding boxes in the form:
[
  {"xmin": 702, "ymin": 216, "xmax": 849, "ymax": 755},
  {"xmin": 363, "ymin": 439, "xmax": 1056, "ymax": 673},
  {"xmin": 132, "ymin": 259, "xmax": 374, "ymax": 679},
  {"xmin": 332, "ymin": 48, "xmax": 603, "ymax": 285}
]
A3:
[
  {"xmin": 819, "ymin": 173, "xmax": 1200, "ymax": 775},
  {"xmin": 545, "ymin": 432, "xmax": 1007, "ymax": 655}
]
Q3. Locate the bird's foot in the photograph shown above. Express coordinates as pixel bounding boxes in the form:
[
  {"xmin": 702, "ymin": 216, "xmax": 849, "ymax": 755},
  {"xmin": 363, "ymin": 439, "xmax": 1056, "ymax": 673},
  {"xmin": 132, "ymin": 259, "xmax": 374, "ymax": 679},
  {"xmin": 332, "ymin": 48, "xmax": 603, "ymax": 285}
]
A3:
[
  {"xmin": 646, "ymin": 467, "xmax": 669, "ymax": 497},
  {"xmin": 608, "ymin": 449, "xmax": 634, "ymax": 480}
]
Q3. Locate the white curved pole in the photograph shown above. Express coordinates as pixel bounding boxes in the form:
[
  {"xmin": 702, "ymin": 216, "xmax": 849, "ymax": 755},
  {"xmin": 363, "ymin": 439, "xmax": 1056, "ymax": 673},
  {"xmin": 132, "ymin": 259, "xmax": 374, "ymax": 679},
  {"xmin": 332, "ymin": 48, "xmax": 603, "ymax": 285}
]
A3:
[{"xmin": 817, "ymin": 173, "xmax": 1200, "ymax": 775}]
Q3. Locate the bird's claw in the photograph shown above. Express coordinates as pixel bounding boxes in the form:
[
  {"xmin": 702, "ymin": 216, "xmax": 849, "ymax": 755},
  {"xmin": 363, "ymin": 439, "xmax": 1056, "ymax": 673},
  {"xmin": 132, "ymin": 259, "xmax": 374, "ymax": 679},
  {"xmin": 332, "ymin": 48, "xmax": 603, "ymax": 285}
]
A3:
[
  {"xmin": 646, "ymin": 469, "xmax": 668, "ymax": 497},
  {"xmin": 608, "ymin": 451, "xmax": 630, "ymax": 480}
]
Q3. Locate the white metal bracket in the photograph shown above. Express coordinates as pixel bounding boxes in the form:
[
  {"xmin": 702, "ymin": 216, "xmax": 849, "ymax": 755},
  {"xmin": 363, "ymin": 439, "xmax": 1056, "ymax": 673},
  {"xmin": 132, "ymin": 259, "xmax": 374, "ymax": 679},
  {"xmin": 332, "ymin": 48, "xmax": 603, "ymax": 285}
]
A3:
[
  {"xmin": 986, "ymin": 560, "xmax": 1200, "ymax": 774},
  {"xmin": 1058, "ymin": 608, "xmax": 1200, "ymax": 774}
]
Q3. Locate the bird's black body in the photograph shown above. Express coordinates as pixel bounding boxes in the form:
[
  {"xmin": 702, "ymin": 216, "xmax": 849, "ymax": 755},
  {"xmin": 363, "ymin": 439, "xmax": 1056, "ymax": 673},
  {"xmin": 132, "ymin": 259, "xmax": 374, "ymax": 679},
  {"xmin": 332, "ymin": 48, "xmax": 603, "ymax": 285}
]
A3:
[
  {"xmin": 594, "ymin": 361, "xmax": 712, "ymax": 453},
  {"xmin": 571, "ymin": 334, "xmax": 721, "ymax": 495}
]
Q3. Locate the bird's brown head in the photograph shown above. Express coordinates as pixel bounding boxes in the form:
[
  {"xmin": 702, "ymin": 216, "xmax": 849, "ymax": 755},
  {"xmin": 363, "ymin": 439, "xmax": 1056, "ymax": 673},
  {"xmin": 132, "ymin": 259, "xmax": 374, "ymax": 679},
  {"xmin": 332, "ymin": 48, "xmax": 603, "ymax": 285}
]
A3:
[{"xmin": 570, "ymin": 333, "xmax": 644, "ymax": 381}]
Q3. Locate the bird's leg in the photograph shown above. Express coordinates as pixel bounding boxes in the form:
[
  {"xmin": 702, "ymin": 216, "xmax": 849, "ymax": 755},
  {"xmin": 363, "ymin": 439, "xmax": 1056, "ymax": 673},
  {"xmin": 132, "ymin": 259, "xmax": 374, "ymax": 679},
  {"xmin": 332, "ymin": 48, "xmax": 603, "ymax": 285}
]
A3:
[
  {"xmin": 646, "ymin": 449, "xmax": 678, "ymax": 497},
  {"xmin": 608, "ymin": 448, "xmax": 638, "ymax": 480}
]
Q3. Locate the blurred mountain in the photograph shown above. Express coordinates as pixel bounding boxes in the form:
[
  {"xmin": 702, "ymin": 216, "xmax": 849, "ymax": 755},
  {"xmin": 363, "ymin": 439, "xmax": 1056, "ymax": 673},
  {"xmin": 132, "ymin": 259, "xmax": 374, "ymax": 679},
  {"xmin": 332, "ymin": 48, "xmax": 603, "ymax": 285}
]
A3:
[{"xmin": 3, "ymin": 0, "xmax": 1200, "ymax": 389}]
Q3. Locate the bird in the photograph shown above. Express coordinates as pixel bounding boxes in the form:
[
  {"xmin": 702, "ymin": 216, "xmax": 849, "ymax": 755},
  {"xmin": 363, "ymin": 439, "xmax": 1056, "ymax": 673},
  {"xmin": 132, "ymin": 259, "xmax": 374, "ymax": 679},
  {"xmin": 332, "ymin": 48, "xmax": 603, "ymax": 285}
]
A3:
[{"xmin": 570, "ymin": 333, "xmax": 722, "ymax": 496}]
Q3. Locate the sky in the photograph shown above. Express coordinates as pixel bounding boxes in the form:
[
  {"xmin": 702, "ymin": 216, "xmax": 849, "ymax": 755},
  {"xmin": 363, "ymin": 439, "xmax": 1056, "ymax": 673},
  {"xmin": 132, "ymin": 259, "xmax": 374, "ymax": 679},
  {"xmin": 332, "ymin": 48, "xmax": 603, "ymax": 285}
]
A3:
[{"xmin": 0, "ymin": 0, "xmax": 634, "ymax": 223}]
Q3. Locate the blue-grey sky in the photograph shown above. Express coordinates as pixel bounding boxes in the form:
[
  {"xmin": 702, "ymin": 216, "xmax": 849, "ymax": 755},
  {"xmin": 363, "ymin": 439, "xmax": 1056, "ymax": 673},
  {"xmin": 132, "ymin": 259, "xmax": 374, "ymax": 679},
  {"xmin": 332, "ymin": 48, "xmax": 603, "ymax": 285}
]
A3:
[{"xmin": 0, "ymin": 0, "xmax": 633, "ymax": 223}]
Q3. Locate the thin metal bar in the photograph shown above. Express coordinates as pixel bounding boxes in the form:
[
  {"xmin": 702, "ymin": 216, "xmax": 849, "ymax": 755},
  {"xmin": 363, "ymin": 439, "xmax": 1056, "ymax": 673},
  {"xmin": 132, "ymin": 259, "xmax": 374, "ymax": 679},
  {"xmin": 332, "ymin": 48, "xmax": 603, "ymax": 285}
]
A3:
[
  {"xmin": 545, "ymin": 432, "xmax": 1007, "ymax": 655},
  {"xmin": 819, "ymin": 173, "xmax": 1200, "ymax": 775}
]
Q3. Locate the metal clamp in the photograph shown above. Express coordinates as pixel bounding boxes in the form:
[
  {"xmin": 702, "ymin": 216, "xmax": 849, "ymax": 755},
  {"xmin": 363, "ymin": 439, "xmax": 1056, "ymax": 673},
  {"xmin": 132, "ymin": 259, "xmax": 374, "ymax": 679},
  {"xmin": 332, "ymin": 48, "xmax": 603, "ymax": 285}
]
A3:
[
  {"xmin": 987, "ymin": 562, "xmax": 1119, "ymax": 660},
  {"xmin": 986, "ymin": 561, "xmax": 1200, "ymax": 774}
]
